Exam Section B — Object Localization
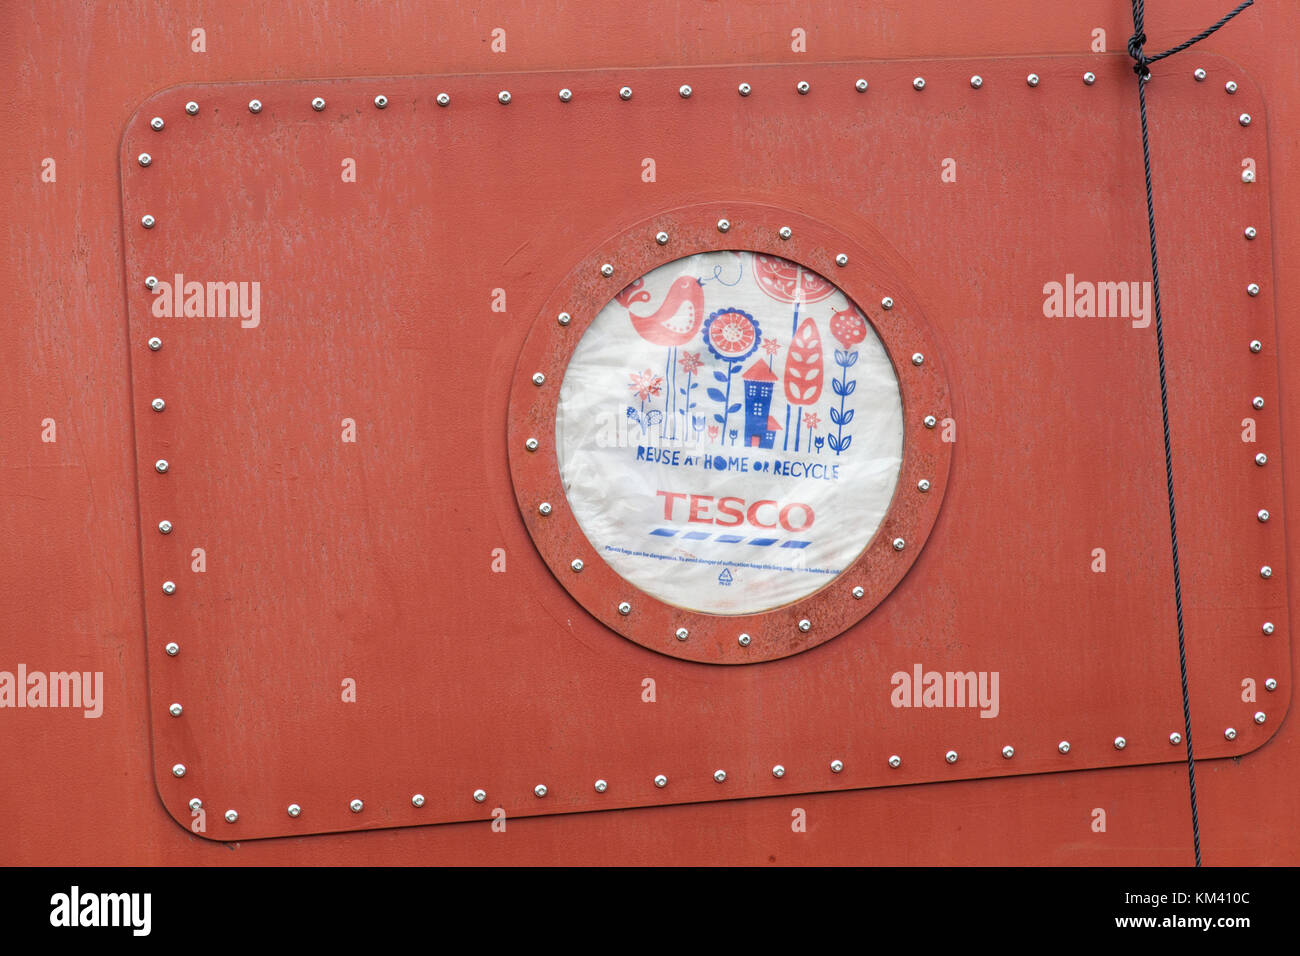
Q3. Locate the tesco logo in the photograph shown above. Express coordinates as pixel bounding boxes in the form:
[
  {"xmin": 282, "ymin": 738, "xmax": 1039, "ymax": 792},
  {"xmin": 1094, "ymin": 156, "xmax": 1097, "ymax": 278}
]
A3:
[{"xmin": 656, "ymin": 490, "xmax": 815, "ymax": 532}]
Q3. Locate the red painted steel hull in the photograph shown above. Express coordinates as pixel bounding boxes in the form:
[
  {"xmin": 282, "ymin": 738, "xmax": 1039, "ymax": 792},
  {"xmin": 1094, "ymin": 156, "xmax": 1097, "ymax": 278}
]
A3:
[{"xmin": 1, "ymin": 0, "xmax": 1297, "ymax": 865}]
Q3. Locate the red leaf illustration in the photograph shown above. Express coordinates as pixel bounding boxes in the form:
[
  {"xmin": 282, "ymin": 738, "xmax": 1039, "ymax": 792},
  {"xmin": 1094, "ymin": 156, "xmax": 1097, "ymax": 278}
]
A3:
[{"xmin": 783, "ymin": 318, "xmax": 824, "ymax": 406}]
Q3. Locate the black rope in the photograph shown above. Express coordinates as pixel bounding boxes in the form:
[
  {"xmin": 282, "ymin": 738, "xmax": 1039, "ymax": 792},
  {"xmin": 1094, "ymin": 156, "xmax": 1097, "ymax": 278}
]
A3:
[{"xmin": 1127, "ymin": 0, "xmax": 1253, "ymax": 869}]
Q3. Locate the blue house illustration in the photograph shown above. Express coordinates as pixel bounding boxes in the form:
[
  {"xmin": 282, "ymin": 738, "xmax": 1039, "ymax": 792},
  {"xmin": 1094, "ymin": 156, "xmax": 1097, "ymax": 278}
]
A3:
[{"xmin": 743, "ymin": 360, "xmax": 782, "ymax": 449}]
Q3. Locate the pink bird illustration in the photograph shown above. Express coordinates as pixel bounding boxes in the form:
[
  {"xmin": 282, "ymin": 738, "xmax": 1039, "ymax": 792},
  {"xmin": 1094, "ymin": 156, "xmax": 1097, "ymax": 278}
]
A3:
[{"xmin": 626, "ymin": 276, "xmax": 706, "ymax": 347}]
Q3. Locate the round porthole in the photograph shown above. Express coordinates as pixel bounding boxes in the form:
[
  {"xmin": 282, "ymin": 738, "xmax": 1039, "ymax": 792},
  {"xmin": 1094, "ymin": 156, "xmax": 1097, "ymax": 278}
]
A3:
[
  {"xmin": 556, "ymin": 250, "xmax": 904, "ymax": 615},
  {"xmin": 508, "ymin": 203, "xmax": 952, "ymax": 663}
]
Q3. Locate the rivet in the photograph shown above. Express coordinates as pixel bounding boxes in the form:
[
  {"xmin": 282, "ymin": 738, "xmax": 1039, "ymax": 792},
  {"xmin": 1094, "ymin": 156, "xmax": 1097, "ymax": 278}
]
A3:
[
  {"xmin": 913, "ymin": 77, "xmax": 925, "ymax": 91},
  {"xmin": 1058, "ymin": 741, "xmax": 1070, "ymax": 754},
  {"xmin": 1002, "ymin": 745, "xmax": 1014, "ymax": 759},
  {"xmin": 185, "ymin": 101, "xmax": 199, "ymax": 116},
  {"xmin": 717, "ymin": 218, "xmax": 731, "ymax": 233},
  {"xmin": 1253, "ymin": 396, "xmax": 1264, "ymax": 409},
  {"xmin": 1258, "ymin": 509, "xmax": 1270, "ymax": 523},
  {"xmin": 778, "ymin": 226, "xmax": 792, "ymax": 240},
  {"xmin": 738, "ymin": 82, "xmax": 751, "ymax": 97},
  {"xmin": 593, "ymin": 779, "xmax": 608, "ymax": 793},
  {"xmin": 311, "ymin": 96, "xmax": 325, "ymax": 111},
  {"xmin": 1263, "ymin": 621, "xmax": 1275, "ymax": 634},
  {"xmin": 347, "ymin": 798, "xmax": 363, "ymax": 813},
  {"xmin": 945, "ymin": 750, "xmax": 958, "ymax": 764},
  {"xmin": 618, "ymin": 601, "xmax": 631, "ymax": 616},
  {"xmin": 570, "ymin": 558, "xmax": 584, "ymax": 572},
  {"xmin": 151, "ymin": 398, "xmax": 165, "ymax": 412},
  {"xmin": 224, "ymin": 810, "xmax": 238, "ymax": 823},
  {"xmin": 141, "ymin": 214, "xmax": 156, "ymax": 229},
  {"xmin": 1260, "ymin": 565, "xmax": 1272, "ymax": 578},
  {"xmin": 188, "ymin": 798, "xmax": 202, "ymax": 811},
  {"xmin": 138, "ymin": 153, "xmax": 152, "ymax": 167},
  {"xmin": 538, "ymin": 502, "xmax": 552, "ymax": 516},
  {"xmin": 1256, "ymin": 453, "xmax": 1267, "ymax": 466},
  {"xmin": 1248, "ymin": 283, "xmax": 1261, "ymax": 296},
  {"xmin": 150, "ymin": 116, "xmax": 164, "ymax": 131},
  {"xmin": 797, "ymin": 619, "xmax": 811, "ymax": 633},
  {"xmin": 881, "ymin": 296, "xmax": 894, "ymax": 310},
  {"xmin": 1224, "ymin": 727, "xmax": 1237, "ymax": 740},
  {"xmin": 1114, "ymin": 736, "xmax": 1127, "ymax": 750},
  {"xmin": 912, "ymin": 353, "xmax": 924, "ymax": 366},
  {"xmin": 970, "ymin": 75, "xmax": 983, "ymax": 89},
  {"xmin": 168, "ymin": 703, "xmax": 182, "ymax": 717},
  {"xmin": 288, "ymin": 804, "xmax": 302, "ymax": 817},
  {"xmin": 525, "ymin": 437, "xmax": 539, "ymax": 452},
  {"xmin": 656, "ymin": 231, "xmax": 669, "ymax": 245},
  {"xmin": 531, "ymin": 371, "xmax": 545, "ymax": 386},
  {"xmin": 835, "ymin": 253, "xmax": 848, "ymax": 267},
  {"xmin": 1265, "ymin": 678, "xmax": 1277, "ymax": 691},
  {"xmin": 851, "ymin": 586, "xmax": 864, "ymax": 599},
  {"xmin": 1254, "ymin": 711, "xmax": 1266, "ymax": 724},
  {"xmin": 855, "ymin": 78, "xmax": 868, "ymax": 92},
  {"xmin": 830, "ymin": 759, "xmax": 844, "ymax": 773},
  {"xmin": 918, "ymin": 479, "xmax": 931, "ymax": 492},
  {"xmin": 557, "ymin": 311, "xmax": 572, "ymax": 326},
  {"xmin": 436, "ymin": 93, "xmax": 450, "ymax": 107},
  {"xmin": 892, "ymin": 537, "xmax": 905, "ymax": 551},
  {"xmin": 145, "ymin": 275, "xmax": 158, "ymax": 290},
  {"xmin": 155, "ymin": 459, "xmax": 169, "ymax": 474},
  {"xmin": 165, "ymin": 642, "xmax": 179, "ymax": 656},
  {"xmin": 772, "ymin": 764, "xmax": 785, "ymax": 778},
  {"xmin": 1225, "ymin": 81, "xmax": 1238, "ymax": 94},
  {"xmin": 888, "ymin": 755, "xmax": 901, "ymax": 768},
  {"xmin": 411, "ymin": 794, "xmax": 425, "ymax": 807},
  {"xmin": 1027, "ymin": 73, "xmax": 1040, "ymax": 87},
  {"xmin": 558, "ymin": 88, "xmax": 573, "ymax": 102},
  {"xmin": 1239, "ymin": 113, "xmax": 1251, "ymax": 126},
  {"xmin": 738, "ymin": 633, "xmax": 751, "ymax": 646},
  {"xmin": 1245, "ymin": 226, "xmax": 1257, "ymax": 239},
  {"xmin": 148, "ymin": 336, "xmax": 162, "ymax": 351},
  {"xmin": 497, "ymin": 91, "xmax": 511, "ymax": 105},
  {"xmin": 600, "ymin": 263, "xmax": 614, "ymax": 277},
  {"xmin": 172, "ymin": 763, "xmax": 186, "ymax": 778},
  {"xmin": 675, "ymin": 627, "xmax": 689, "ymax": 641},
  {"xmin": 248, "ymin": 99, "xmax": 262, "ymax": 113},
  {"xmin": 158, "ymin": 520, "xmax": 172, "ymax": 534},
  {"xmin": 1194, "ymin": 68, "xmax": 1207, "ymax": 81},
  {"xmin": 1243, "ymin": 169, "xmax": 1256, "ymax": 183},
  {"xmin": 473, "ymin": 789, "xmax": 486, "ymax": 802},
  {"xmin": 619, "ymin": 86, "xmax": 632, "ymax": 101},
  {"xmin": 1170, "ymin": 732, "xmax": 1182, "ymax": 745},
  {"xmin": 714, "ymin": 769, "xmax": 727, "ymax": 783},
  {"xmin": 1250, "ymin": 340, "xmax": 1263, "ymax": 353},
  {"xmin": 924, "ymin": 415, "xmax": 937, "ymax": 429},
  {"xmin": 1083, "ymin": 72, "xmax": 1096, "ymax": 86},
  {"xmin": 679, "ymin": 84, "xmax": 692, "ymax": 99},
  {"xmin": 796, "ymin": 81, "xmax": 810, "ymax": 95},
  {"xmin": 374, "ymin": 94, "xmax": 388, "ymax": 109},
  {"xmin": 654, "ymin": 774, "xmax": 667, "ymax": 788},
  {"xmin": 533, "ymin": 783, "xmax": 549, "ymax": 798}
]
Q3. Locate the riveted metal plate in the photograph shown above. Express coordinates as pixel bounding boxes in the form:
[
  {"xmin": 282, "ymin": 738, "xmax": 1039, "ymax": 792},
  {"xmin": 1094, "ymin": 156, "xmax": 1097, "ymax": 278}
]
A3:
[{"xmin": 123, "ymin": 56, "xmax": 1288, "ymax": 840}]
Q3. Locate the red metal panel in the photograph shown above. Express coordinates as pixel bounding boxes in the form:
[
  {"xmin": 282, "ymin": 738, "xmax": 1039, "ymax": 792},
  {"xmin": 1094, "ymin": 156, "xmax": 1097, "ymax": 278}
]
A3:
[{"xmin": 116, "ymin": 58, "xmax": 1287, "ymax": 842}]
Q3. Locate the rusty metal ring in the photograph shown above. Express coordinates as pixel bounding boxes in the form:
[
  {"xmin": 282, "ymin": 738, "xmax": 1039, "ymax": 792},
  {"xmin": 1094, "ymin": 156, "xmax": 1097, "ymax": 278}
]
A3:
[{"xmin": 508, "ymin": 201, "xmax": 953, "ymax": 663}]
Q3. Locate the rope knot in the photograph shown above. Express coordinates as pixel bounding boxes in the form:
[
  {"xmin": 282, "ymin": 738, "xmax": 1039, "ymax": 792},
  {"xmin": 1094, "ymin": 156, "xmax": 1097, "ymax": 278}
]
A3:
[{"xmin": 1128, "ymin": 31, "xmax": 1151, "ymax": 77}]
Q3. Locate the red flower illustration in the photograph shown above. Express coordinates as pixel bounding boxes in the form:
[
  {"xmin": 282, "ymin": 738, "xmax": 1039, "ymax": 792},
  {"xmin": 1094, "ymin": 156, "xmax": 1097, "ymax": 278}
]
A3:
[
  {"xmin": 803, "ymin": 411, "xmax": 821, "ymax": 431},
  {"xmin": 830, "ymin": 307, "xmax": 868, "ymax": 349},
  {"xmin": 761, "ymin": 338, "xmax": 781, "ymax": 357},
  {"xmin": 628, "ymin": 369, "xmax": 664, "ymax": 402},
  {"xmin": 678, "ymin": 351, "xmax": 703, "ymax": 375},
  {"xmin": 704, "ymin": 309, "xmax": 760, "ymax": 362},
  {"xmin": 707, "ymin": 425, "xmax": 720, "ymax": 442},
  {"xmin": 754, "ymin": 254, "xmax": 836, "ymax": 305}
]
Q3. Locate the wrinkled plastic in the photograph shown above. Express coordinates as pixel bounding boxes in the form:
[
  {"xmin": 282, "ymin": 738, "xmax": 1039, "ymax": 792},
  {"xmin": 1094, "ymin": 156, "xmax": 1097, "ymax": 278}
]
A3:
[{"xmin": 557, "ymin": 251, "xmax": 903, "ymax": 614}]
